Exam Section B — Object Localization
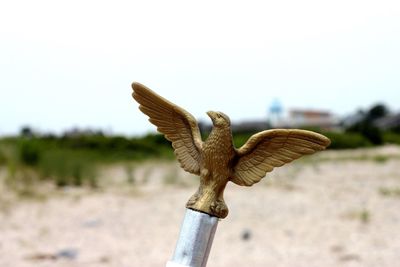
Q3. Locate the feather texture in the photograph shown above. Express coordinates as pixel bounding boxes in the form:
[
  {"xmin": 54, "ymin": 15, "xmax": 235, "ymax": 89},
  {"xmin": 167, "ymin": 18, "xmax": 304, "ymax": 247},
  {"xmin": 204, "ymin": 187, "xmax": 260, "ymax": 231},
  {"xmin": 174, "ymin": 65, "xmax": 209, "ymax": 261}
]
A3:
[
  {"xmin": 132, "ymin": 82, "xmax": 203, "ymax": 175},
  {"xmin": 231, "ymin": 129, "xmax": 330, "ymax": 186}
]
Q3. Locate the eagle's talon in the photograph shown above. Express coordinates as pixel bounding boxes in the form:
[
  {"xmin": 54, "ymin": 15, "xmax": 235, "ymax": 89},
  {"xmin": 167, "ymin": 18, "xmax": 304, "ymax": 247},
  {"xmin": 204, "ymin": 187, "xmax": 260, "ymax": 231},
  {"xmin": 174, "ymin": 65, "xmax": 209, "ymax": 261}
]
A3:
[{"xmin": 210, "ymin": 200, "xmax": 228, "ymax": 218}]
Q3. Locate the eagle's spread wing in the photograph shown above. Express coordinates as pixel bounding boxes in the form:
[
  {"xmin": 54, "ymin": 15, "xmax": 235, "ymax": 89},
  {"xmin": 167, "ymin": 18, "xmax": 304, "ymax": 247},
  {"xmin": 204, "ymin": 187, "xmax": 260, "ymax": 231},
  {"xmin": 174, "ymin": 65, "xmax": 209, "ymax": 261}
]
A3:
[
  {"xmin": 231, "ymin": 129, "xmax": 330, "ymax": 186},
  {"xmin": 132, "ymin": 82, "xmax": 203, "ymax": 175}
]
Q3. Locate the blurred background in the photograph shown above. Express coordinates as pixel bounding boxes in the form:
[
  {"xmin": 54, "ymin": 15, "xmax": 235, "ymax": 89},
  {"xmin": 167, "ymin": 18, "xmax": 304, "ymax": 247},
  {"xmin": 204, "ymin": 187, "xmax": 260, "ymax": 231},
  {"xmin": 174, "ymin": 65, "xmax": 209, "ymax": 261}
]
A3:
[{"xmin": 1, "ymin": 1, "xmax": 400, "ymax": 267}]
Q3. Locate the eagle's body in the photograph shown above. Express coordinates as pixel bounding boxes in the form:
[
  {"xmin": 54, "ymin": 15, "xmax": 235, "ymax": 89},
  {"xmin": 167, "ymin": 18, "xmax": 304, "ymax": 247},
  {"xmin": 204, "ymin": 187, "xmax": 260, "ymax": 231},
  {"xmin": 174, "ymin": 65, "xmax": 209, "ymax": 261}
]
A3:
[
  {"xmin": 132, "ymin": 82, "xmax": 330, "ymax": 218},
  {"xmin": 189, "ymin": 121, "xmax": 235, "ymax": 217}
]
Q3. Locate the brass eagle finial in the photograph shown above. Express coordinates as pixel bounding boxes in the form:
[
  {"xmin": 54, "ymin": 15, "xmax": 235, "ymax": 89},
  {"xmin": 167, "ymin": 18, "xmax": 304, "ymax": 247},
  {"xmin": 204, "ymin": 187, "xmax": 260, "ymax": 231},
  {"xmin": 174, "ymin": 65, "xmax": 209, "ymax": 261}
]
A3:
[{"xmin": 132, "ymin": 82, "xmax": 330, "ymax": 218}]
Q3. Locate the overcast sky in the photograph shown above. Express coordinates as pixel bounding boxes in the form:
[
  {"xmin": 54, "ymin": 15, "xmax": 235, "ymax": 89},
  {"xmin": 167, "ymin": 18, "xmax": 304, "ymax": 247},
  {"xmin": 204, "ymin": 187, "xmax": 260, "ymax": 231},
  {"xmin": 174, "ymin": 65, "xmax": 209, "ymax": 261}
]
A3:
[{"xmin": 1, "ymin": 0, "xmax": 399, "ymax": 136}]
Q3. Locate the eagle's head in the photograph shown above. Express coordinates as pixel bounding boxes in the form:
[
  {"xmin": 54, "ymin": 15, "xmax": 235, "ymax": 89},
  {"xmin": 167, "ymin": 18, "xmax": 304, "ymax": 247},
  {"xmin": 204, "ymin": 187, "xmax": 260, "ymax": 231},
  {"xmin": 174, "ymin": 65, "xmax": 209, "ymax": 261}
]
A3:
[{"xmin": 207, "ymin": 111, "xmax": 231, "ymax": 127}]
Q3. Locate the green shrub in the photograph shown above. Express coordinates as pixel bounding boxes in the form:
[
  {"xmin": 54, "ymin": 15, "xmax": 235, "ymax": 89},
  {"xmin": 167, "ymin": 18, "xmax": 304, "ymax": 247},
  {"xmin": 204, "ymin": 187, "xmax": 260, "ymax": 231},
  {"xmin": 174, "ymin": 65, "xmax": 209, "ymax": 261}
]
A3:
[
  {"xmin": 233, "ymin": 132, "xmax": 253, "ymax": 148},
  {"xmin": 379, "ymin": 187, "xmax": 400, "ymax": 197},
  {"xmin": 0, "ymin": 149, "xmax": 7, "ymax": 165},
  {"xmin": 18, "ymin": 140, "xmax": 41, "ymax": 166},
  {"xmin": 72, "ymin": 162, "xmax": 83, "ymax": 186},
  {"xmin": 373, "ymin": 155, "xmax": 389, "ymax": 163},
  {"xmin": 362, "ymin": 126, "xmax": 383, "ymax": 145},
  {"xmin": 360, "ymin": 209, "xmax": 370, "ymax": 224},
  {"xmin": 54, "ymin": 134, "xmax": 172, "ymax": 160},
  {"xmin": 39, "ymin": 149, "xmax": 96, "ymax": 187},
  {"xmin": 346, "ymin": 120, "xmax": 383, "ymax": 145},
  {"xmin": 383, "ymin": 132, "xmax": 400, "ymax": 145},
  {"xmin": 322, "ymin": 132, "xmax": 371, "ymax": 149}
]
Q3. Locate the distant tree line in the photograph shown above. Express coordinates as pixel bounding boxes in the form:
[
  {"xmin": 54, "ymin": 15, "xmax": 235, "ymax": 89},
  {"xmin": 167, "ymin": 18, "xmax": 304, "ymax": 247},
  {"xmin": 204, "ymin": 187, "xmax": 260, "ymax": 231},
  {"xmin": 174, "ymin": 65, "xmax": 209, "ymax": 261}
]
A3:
[
  {"xmin": 1, "ymin": 107, "xmax": 400, "ymax": 188},
  {"xmin": 343, "ymin": 103, "xmax": 400, "ymax": 147}
]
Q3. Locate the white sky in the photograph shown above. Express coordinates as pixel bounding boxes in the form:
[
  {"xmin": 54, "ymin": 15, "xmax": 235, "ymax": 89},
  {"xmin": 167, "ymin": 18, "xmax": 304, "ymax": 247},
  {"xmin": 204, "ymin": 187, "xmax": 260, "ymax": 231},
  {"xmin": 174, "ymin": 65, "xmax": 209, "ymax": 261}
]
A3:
[{"xmin": 1, "ymin": 0, "xmax": 399, "ymax": 136}]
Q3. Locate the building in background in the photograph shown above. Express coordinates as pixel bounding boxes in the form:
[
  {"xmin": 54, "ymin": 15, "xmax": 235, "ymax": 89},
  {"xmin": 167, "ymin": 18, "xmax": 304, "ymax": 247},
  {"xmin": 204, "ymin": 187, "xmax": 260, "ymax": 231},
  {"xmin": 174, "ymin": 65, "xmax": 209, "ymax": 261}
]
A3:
[
  {"xmin": 199, "ymin": 98, "xmax": 340, "ymax": 133},
  {"xmin": 286, "ymin": 109, "xmax": 340, "ymax": 131}
]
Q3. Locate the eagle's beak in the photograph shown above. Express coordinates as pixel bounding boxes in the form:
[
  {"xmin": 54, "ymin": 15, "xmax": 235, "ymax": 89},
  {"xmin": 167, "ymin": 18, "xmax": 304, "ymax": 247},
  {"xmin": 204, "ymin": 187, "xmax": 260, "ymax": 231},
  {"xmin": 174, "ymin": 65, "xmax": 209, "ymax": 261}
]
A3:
[
  {"xmin": 207, "ymin": 111, "xmax": 217, "ymax": 121},
  {"xmin": 207, "ymin": 111, "xmax": 219, "ymax": 124}
]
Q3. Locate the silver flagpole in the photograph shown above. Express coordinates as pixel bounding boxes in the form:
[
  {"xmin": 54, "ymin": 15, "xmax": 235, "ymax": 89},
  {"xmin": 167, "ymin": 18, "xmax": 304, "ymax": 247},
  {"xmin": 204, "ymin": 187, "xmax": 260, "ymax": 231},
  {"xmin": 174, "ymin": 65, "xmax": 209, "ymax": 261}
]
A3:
[{"xmin": 166, "ymin": 209, "xmax": 218, "ymax": 267}]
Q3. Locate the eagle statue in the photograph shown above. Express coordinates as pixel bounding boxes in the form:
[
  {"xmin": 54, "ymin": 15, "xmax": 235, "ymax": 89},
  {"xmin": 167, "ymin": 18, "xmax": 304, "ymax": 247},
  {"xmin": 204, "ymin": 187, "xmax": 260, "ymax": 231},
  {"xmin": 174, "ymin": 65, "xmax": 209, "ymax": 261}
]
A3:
[{"xmin": 132, "ymin": 82, "xmax": 330, "ymax": 218}]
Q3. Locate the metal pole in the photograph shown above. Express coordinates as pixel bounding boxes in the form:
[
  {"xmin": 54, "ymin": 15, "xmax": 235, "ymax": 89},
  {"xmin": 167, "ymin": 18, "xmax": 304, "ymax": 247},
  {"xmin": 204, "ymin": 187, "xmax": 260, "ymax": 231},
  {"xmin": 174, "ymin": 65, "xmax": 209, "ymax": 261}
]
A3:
[{"xmin": 166, "ymin": 209, "xmax": 219, "ymax": 267}]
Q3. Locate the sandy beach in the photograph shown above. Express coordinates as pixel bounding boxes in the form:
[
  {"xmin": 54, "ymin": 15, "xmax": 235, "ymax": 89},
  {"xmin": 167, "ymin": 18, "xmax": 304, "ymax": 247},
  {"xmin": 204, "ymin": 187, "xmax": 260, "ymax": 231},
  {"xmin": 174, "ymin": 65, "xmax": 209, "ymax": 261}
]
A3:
[{"xmin": 1, "ymin": 146, "xmax": 400, "ymax": 267}]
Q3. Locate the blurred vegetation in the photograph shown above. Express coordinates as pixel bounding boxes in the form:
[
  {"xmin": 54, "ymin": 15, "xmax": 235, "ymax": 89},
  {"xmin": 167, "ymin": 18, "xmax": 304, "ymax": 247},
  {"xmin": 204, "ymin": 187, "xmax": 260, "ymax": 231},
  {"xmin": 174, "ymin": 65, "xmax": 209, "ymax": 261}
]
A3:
[
  {"xmin": 345, "ymin": 103, "xmax": 389, "ymax": 145},
  {"xmin": 383, "ymin": 132, "xmax": 400, "ymax": 145},
  {"xmin": 322, "ymin": 132, "xmax": 371, "ymax": 149},
  {"xmin": 0, "ymin": 131, "xmax": 174, "ymax": 190},
  {"xmin": 379, "ymin": 187, "xmax": 400, "ymax": 197},
  {"xmin": 1, "ymin": 110, "xmax": 400, "ymax": 190}
]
